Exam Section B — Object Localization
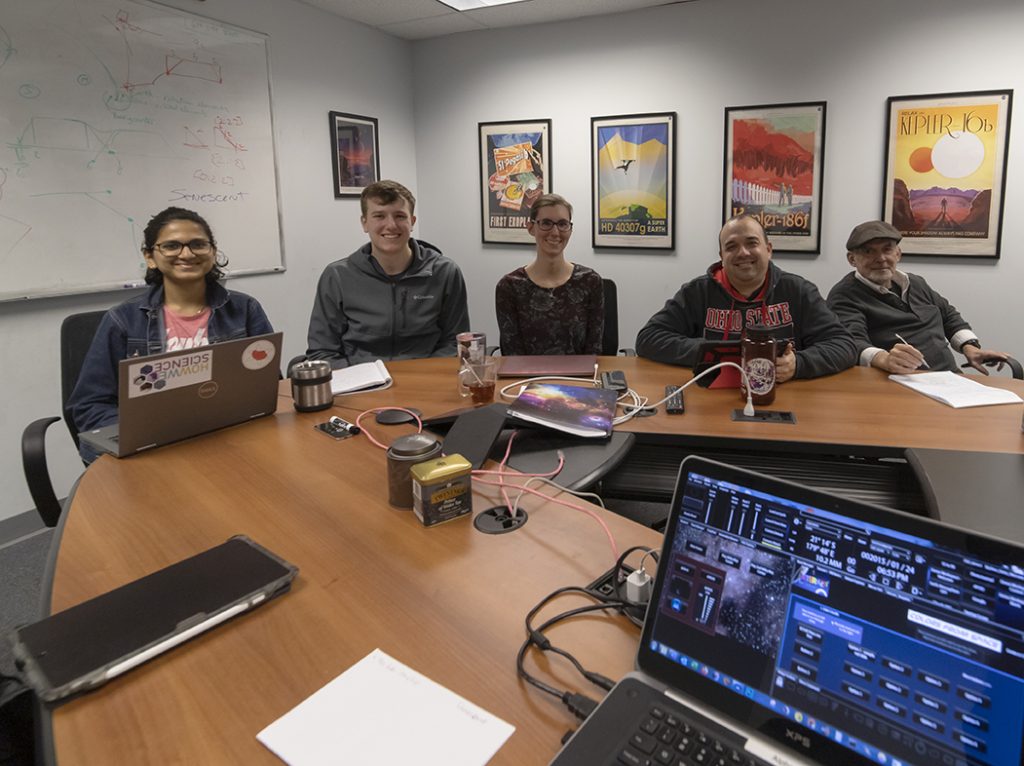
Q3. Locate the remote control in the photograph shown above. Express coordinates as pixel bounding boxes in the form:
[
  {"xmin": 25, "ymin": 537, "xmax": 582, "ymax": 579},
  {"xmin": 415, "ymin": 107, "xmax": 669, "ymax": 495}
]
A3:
[{"xmin": 665, "ymin": 385, "xmax": 684, "ymax": 414}]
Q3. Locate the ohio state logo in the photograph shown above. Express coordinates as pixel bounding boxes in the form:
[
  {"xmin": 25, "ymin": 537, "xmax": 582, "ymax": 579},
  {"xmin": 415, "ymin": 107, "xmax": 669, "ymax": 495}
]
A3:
[{"xmin": 744, "ymin": 357, "xmax": 775, "ymax": 395}]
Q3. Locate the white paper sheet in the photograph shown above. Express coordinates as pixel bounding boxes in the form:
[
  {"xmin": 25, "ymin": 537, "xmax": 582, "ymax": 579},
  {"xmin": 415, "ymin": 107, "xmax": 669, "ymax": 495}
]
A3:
[
  {"xmin": 889, "ymin": 371, "xmax": 1023, "ymax": 408},
  {"xmin": 330, "ymin": 360, "xmax": 393, "ymax": 395},
  {"xmin": 257, "ymin": 649, "xmax": 515, "ymax": 766}
]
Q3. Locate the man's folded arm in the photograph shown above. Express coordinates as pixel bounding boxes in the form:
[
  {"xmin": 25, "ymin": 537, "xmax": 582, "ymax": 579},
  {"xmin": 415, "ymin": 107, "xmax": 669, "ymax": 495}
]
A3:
[
  {"xmin": 635, "ymin": 291, "xmax": 705, "ymax": 367},
  {"xmin": 429, "ymin": 264, "xmax": 470, "ymax": 357},
  {"xmin": 794, "ymin": 289, "xmax": 858, "ymax": 378},
  {"xmin": 305, "ymin": 270, "xmax": 349, "ymax": 367}
]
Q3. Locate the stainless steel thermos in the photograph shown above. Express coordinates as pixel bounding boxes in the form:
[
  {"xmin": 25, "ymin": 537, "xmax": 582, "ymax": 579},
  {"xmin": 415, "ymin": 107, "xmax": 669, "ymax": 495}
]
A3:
[{"xmin": 290, "ymin": 360, "xmax": 333, "ymax": 412}]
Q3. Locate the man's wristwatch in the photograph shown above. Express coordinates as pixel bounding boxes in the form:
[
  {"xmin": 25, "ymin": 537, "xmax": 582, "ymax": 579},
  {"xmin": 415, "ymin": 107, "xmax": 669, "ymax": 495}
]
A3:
[{"xmin": 961, "ymin": 339, "xmax": 982, "ymax": 351}]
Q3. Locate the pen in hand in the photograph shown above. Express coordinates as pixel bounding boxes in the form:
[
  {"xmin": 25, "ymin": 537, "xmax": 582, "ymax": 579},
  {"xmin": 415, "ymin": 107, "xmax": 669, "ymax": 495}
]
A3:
[{"xmin": 894, "ymin": 334, "xmax": 929, "ymax": 369}]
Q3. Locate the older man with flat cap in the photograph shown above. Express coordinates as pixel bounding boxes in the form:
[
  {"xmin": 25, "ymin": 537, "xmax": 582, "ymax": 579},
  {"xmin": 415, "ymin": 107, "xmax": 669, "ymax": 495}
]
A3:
[{"xmin": 826, "ymin": 220, "xmax": 1010, "ymax": 374}]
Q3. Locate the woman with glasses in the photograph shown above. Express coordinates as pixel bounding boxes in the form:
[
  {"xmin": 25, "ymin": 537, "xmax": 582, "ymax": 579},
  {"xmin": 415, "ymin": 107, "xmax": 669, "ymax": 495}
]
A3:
[
  {"xmin": 68, "ymin": 206, "xmax": 273, "ymax": 461},
  {"xmin": 495, "ymin": 194, "xmax": 604, "ymax": 355}
]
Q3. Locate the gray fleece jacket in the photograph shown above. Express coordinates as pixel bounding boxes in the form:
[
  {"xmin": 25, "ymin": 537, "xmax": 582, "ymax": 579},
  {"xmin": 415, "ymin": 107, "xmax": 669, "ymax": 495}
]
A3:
[{"xmin": 306, "ymin": 239, "xmax": 469, "ymax": 367}]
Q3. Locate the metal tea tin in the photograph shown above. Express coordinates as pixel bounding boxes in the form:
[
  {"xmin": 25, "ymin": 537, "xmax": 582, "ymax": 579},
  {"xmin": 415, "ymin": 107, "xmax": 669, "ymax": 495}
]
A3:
[{"xmin": 410, "ymin": 454, "xmax": 473, "ymax": 527}]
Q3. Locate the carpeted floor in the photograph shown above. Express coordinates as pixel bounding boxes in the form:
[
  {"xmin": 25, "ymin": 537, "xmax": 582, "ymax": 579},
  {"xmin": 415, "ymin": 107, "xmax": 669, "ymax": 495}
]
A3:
[{"xmin": 0, "ymin": 529, "xmax": 54, "ymax": 678}]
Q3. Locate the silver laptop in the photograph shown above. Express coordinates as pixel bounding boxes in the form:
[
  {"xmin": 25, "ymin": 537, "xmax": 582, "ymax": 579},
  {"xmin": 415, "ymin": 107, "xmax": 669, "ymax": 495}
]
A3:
[
  {"xmin": 80, "ymin": 332, "xmax": 282, "ymax": 457},
  {"xmin": 551, "ymin": 455, "xmax": 1024, "ymax": 766}
]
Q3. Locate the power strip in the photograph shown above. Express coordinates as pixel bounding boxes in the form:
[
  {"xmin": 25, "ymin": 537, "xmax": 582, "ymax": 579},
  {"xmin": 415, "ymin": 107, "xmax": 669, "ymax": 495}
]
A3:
[{"xmin": 586, "ymin": 565, "xmax": 648, "ymax": 623}]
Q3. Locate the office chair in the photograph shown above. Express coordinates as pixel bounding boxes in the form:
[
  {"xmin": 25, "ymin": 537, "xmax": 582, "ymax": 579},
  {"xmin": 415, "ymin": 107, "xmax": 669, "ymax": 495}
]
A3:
[
  {"xmin": 1002, "ymin": 356, "xmax": 1023, "ymax": 379},
  {"xmin": 962, "ymin": 354, "xmax": 1022, "ymax": 379},
  {"xmin": 21, "ymin": 310, "xmax": 107, "ymax": 527},
  {"xmin": 601, "ymin": 278, "xmax": 635, "ymax": 356}
]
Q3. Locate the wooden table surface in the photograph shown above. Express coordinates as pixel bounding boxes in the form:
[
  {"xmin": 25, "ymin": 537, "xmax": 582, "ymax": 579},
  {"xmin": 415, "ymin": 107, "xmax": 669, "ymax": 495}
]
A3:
[{"xmin": 48, "ymin": 357, "xmax": 1024, "ymax": 763}]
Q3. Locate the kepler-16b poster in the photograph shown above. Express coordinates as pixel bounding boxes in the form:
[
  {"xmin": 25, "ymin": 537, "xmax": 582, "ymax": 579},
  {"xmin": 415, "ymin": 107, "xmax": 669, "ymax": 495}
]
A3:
[
  {"xmin": 882, "ymin": 90, "xmax": 1012, "ymax": 258},
  {"xmin": 723, "ymin": 102, "xmax": 826, "ymax": 254},
  {"xmin": 479, "ymin": 119, "xmax": 550, "ymax": 245},
  {"xmin": 591, "ymin": 113, "xmax": 675, "ymax": 250}
]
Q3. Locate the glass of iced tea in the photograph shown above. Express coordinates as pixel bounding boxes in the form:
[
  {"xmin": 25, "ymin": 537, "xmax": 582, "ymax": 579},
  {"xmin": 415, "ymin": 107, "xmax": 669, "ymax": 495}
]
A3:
[{"xmin": 464, "ymin": 359, "xmax": 497, "ymax": 405}]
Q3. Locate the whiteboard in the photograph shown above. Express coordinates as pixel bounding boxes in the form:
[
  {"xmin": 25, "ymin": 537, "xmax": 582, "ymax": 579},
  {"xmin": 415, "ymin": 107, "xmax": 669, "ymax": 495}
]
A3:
[{"xmin": 0, "ymin": 0, "xmax": 284, "ymax": 301}]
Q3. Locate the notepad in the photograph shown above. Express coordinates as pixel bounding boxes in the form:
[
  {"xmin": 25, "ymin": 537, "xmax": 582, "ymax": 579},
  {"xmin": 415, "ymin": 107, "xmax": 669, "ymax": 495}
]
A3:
[
  {"xmin": 257, "ymin": 649, "xmax": 514, "ymax": 766},
  {"xmin": 889, "ymin": 371, "xmax": 1023, "ymax": 408},
  {"xmin": 330, "ymin": 360, "xmax": 393, "ymax": 395}
]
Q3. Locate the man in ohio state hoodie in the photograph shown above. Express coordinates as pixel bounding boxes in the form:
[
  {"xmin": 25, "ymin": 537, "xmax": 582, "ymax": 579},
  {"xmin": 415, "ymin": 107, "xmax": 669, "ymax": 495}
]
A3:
[{"xmin": 636, "ymin": 216, "xmax": 856, "ymax": 382}]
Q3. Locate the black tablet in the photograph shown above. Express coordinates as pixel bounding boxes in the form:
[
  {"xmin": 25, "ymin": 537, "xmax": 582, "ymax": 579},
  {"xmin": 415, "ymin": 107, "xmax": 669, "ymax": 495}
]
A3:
[{"xmin": 8, "ymin": 535, "xmax": 297, "ymax": 702}]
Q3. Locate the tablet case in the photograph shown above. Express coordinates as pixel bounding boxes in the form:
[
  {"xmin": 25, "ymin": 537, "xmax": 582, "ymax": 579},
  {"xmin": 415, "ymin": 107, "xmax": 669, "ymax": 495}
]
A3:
[{"xmin": 8, "ymin": 535, "xmax": 297, "ymax": 703}]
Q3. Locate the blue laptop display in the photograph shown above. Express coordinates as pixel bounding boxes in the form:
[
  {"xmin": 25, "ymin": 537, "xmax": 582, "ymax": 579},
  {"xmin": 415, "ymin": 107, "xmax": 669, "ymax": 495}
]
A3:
[{"xmin": 552, "ymin": 456, "xmax": 1024, "ymax": 766}]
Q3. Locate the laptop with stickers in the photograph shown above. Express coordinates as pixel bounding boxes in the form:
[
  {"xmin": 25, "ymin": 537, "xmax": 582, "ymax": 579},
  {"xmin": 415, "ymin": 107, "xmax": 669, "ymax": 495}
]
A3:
[
  {"xmin": 80, "ymin": 332, "xmax": 282, "ymax": 457},
  {"xmin": 551, "ymin": 455, "xmax": 1024, "ymax": 766}
]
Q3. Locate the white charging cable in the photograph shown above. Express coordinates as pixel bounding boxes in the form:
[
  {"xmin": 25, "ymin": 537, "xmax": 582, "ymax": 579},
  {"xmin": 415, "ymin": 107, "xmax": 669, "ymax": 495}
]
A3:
[
  {"xmin": 616, "ymin": 361, "xmax": 755, "ymax": 424},
  {"xmin": 499, "ymin": 362, "xmax": 756, "ymax": 423},
  {"xmin": 498, "ymin": 371, "xmax": 601, "ymax": 401}
]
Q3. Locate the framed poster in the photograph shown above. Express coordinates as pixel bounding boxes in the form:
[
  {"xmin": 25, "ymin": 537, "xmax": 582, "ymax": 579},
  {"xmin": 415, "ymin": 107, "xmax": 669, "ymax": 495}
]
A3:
[
  {"xmin": 882, "ymin": 90, "xmax": 1012, "ymax": 258},
  {"xmin": 329, "ymin": 111, "xmax": 380, "ymax": 198},
  {"xmin": 479, "ymin": 119, "xmax": 551, "ymax": 244},
  {"xmin": 723, "ymin": 101, "xmax": 826, "ymax": 254},
  {"xmin": 591, "ymin": 112, "xmax": 675, "ymax": 250}
]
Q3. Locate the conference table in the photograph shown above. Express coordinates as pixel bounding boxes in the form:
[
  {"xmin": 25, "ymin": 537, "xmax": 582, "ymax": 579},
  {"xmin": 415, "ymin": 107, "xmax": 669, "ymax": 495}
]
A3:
[{"xmin": 43, "ymin": 357, "xmax": 1024, "ymax": 764}]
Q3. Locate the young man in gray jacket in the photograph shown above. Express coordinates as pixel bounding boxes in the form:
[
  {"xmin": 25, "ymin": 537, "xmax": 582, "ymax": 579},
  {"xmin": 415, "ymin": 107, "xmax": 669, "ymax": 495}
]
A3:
[{"xmin": 306, "ymin": 180, "xmax": 470, "ymax": 368}]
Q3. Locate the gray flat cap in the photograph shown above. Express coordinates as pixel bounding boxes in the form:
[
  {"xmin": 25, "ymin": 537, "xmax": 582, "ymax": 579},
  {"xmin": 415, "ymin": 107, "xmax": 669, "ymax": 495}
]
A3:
[{"xmin": 846, "ymin": 220, "xmax": 902, "ymax": 251}]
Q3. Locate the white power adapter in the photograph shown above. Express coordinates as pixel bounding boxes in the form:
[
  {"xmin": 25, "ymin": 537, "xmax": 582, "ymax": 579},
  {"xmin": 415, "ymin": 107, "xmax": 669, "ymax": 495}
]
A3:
[{"xmin": 625, "ymin": 568, "xmax": 653, "ymax": 604}]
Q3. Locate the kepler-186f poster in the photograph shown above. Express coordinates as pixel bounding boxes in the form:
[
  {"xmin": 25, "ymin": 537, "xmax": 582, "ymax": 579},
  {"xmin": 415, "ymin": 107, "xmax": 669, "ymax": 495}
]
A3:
[
  {"xmin": 723, "ymin": 102, "xmax": 826, "ymax": 254},
  {"xmin": 479, "ymin": 119, "xmax": 550, "ymax": 245},
  {"xmin": 882, "ymin": 90, "xmax": 1012, "ymax": 258},
  {"xmin": 591, "ymin": 113, "xmax": 675, "ymax": 250}
]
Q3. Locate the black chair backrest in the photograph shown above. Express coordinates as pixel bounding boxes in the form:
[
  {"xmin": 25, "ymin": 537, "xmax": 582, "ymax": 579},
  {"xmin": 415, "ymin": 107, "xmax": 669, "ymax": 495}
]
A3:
[
  {"xmin": 601, "ymin": 278, "xmax": 619, "ymax": 356},
  {"xmin": 59, "ymin": 310, "xmax": 108, "ymax": 447}
]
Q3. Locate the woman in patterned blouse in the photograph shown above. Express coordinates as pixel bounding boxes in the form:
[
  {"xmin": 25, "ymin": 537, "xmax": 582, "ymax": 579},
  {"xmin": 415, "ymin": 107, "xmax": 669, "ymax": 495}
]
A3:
[{"xmin": 495, "ymin": 194, "xmax": 604, "ymax": 355}]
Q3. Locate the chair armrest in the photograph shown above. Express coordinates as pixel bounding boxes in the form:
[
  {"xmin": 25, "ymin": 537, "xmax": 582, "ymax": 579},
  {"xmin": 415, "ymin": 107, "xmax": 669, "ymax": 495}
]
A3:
[
  {"xmin": 619, "ymin": 348, "xmax": 637, "ymax": 357},
  {"xmin": 1006, "ymin": 356, "xmax": 1023, "ymax": 380},
  {"xmin": 22, "ymin": 417, "xmax": 64, "ymax": 527}
]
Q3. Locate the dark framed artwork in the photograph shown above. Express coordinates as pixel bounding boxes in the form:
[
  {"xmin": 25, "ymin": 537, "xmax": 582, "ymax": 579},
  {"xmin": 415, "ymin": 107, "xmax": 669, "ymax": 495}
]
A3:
[
  {"xmin": 479, "ymin": 119, "xmax": 551, "ymax": 244},
  {"xmin": 723, "ymin": 101, "xmax": 826, "ymax": 254},
  {"xmin": 882, "ymin": 89, "xmax": 1012, "ymax": 258},
  {"xmin": 591, "ymin": 112, "xmax": 675, "ymax": 250},
  {"xmin": 329, "ymin": 111, "xmax": 380, "ymax": 198}
]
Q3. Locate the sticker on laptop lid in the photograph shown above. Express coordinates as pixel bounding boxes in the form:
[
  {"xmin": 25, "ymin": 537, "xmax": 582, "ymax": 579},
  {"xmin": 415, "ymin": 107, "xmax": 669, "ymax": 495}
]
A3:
[
  {"xmin": 242, "ymin": 338, "xmax": 277, "ymax": 370},
  {"xmin": 128, "ymin": 349, "xmax": 213, "ymax": 398}
]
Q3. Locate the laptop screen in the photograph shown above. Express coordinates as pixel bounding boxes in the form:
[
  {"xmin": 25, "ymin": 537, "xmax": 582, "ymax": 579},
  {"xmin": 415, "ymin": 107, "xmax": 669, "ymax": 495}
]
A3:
[{"xmin": 640, "ymin": 458, "xmax": 1024, "ymax": 766}]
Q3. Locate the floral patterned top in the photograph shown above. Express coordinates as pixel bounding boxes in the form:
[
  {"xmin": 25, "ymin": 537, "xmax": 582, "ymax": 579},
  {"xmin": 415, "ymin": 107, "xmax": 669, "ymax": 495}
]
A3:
[{"xmin": 495, "ymin": 264, "xmax": 604, "ymax": 355}]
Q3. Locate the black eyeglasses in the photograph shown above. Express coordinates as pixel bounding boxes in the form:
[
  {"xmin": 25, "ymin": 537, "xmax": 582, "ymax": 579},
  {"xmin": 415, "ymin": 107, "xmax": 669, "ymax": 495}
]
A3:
[
  {"xmin": 532, "ymin": 218, "xmax": 573, "ymax": 232},
  {"xmin": 151, "ymin": 239, "xmax": 214, "ymax": 256}
]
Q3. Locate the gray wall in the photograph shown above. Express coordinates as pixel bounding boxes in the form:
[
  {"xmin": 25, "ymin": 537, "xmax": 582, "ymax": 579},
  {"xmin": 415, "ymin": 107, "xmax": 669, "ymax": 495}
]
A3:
[
  {"xmin": 411, "ymin": 0, "xmax": 1024, "ymax": 362},
  {"xmin": 4, "ymin": 0, "xmax": 1023, "ymax": 522}
]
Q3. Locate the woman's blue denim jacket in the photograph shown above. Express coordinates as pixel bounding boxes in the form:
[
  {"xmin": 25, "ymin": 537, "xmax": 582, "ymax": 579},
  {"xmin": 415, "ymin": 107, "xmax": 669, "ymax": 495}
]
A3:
[{"xmin": 67, "ymin": 282, "xmax": 273, "ymax": 459}]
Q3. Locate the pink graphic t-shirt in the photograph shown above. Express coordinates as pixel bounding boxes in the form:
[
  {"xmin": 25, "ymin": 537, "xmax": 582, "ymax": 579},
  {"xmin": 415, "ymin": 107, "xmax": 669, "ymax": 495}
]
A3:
[{"xmin": 163, "ymin": 305, "xmax": 211, "ymax": 351}]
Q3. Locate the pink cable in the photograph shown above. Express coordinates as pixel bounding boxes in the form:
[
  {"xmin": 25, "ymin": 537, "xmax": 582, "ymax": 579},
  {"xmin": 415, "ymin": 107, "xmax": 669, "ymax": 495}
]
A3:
[
  {"xmin": 472, "ymin": 455, "xmax": 564, "ymax": 479},
  {"xmin": 353, "ymin": 414, "xmax": 618, "ymax": 560},
  {"xmin": 479, "ymin": 429, "xmax": 617, "ymax": 560},
  {"xmin": 354, "ymin": 407, "xmax": 424, "ymax": 449},
  {"xmin": 473, "ymin": 474, "xmax": 620, "ymax": 561},
  {"xmin": 496, "ymin": 431, "xmax": 518, "ymax": 512}
]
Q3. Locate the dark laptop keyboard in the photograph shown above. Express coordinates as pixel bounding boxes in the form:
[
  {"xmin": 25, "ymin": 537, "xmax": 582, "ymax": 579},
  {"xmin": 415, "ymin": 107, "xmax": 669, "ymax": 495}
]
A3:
[{"xmin": 617, "ymin": 703, "xmax": 766, "ymax": 766}]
